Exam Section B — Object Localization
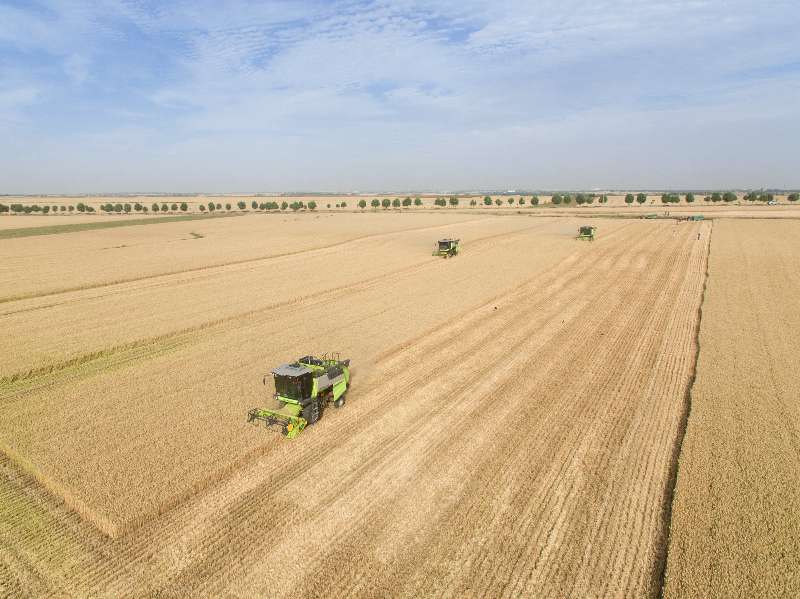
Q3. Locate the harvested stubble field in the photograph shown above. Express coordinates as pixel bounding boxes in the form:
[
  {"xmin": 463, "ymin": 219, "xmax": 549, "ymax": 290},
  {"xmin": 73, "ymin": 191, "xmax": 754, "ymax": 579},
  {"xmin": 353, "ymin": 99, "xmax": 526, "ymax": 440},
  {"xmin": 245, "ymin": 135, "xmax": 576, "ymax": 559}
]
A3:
[
  {"xmin": 1, "ymin": 213, "xmax": 711, "ymax": 597},
  {"xmin": 664, "ymin": 219, "xmax": 800, "ymax": 598}
]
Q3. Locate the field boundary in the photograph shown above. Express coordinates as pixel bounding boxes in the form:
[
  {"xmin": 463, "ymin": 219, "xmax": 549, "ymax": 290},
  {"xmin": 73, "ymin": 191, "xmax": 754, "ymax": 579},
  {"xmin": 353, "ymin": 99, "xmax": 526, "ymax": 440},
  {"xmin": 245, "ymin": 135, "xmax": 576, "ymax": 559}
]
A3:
[
  {"xmin": 0, "ymin": 213, "xmax": 239, "ymax": 240},
  {"xmin": 654, "ymin": 221, "xmax": 713, "ymax": 599}
]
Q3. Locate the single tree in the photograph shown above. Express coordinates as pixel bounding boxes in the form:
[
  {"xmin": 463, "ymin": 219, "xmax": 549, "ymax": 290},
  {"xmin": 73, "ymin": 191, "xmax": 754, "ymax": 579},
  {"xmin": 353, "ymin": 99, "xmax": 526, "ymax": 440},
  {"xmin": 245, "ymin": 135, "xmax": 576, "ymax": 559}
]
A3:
[
  {"xmin": 114, "ymin": 203, "xmax": 123, "ymax": 212},
  {"xmin": 636, "ymin": 193, "xmax": 647, "ymax": 204},
  {"xmin": 77, "ymin": 202, "xmax": 86, "ymax": 212},
  {"xmin": 341, "ymin": 201, "xmax": 347, "ymax": 208},
  {"xmin": 483, "ymin": 196, "xmax": 492, "ymax": 206},
  {"xmin": 470, "ymin": 199, "xmax": 477, "ymax": 206},
  {"xmin": 358, "ymin": 199, "xmax": 367, "ymax": 209},
  {"xmin": 563, "ymin": 195, "xmax": 572, "ymax": 204},
  {"xmin": 153, "ymin": 203, "xmax": 161, "ymax": 212},
  {"xmin": 392, "ymin": 198, "xmax": 401, "ymax": 207},
  {"xmin": 507, "ymin": 197, "xmax": 514, "ymax": 205},
  {"xmin": 124, "ymin": 203, "xmax": 132, "ymax": 213},
  {"xmin": 685, "ymin": 193, "xmax": 695, "ymax": 203},
  {"xmin": 382, "ymin": 198, "xmax": 391, "ymax": 208},
  {"xmin": 199, "ymin": 204, "xmax": 206, "ymax": 212},
  {"xmin": 42, "ymin": 205, "xmax": 50, "ymax": 214},
  {"xmin": 238, "ymin": 201, "xmax": 246, "ymax": 210},
  {"xmin": 495, "ymin": 198, "xmax": 502, "ymax": 206},
  {"xmin": 414, "ymin": 197, "xmax": 422, "ymax": 206},
  {"xmin": 722, "ymin": 192, "xmax": 736, "ymax": 202},
  {"xmin": 788, "ymin": 193, "xmax": 799, "ymax": 202},
  {"xmin": 450, "ymin": 197, "xmax": 459, "ymax": 207},
  {"xmin": 519, "ymin": 197, "xmax": 526, "ymax": 205},
  {"xmin": 308, "ymin": 201, "xmax": 317, "ymax": 210},
  {"xmin": 180, "ymin": 202, "xmax": 188, "ymax": 211},
  {"xmin": 551, "ymin": 194, "xmax": 562, "ymax": 205},
  {"xmin": 281, "ymin": 201, "xmax": 288, "ymax": 210},
  {"xmin": 371, "ymin": 199, "xmax": 380, "ymax": 208},
  {"xmin": 531, "ymin": 196, "xmax": 539, "ymax": 205},
  {"xmin": 402, "ymin": 197, "xmax": 412, "ymax": 207}
]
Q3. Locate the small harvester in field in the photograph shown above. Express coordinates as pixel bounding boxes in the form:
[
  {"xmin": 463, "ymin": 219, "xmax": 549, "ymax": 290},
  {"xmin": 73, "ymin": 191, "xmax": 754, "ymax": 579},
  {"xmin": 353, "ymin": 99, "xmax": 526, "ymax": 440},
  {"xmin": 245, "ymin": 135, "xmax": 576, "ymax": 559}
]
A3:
[
  {"xmin": 576, "ymin": 225, "xmax": 596, "ymax": 241},
  {"xmin": 247, "ymin": 354, "xmax": 351, "ymax": 438},
  {"xmin": 433, "ymin": 238, "xmax": 460, "ymax": 258}
]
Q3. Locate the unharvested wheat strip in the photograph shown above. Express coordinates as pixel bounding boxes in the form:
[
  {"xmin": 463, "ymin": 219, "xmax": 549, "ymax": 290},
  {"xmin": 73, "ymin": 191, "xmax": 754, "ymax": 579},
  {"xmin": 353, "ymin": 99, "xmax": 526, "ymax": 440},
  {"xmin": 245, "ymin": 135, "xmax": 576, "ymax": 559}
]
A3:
[{"xmin": 664, "ymin": 219, "xmax": 800, "ymax": 599}]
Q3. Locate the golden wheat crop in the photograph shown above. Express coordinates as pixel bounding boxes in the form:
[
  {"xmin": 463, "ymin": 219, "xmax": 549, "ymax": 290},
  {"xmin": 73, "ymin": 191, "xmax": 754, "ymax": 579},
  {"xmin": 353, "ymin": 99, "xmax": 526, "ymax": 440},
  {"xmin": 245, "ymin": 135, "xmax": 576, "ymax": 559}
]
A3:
[{"xmin": 663, "ymin": 219, "xmax": 800, "ymax": 598}]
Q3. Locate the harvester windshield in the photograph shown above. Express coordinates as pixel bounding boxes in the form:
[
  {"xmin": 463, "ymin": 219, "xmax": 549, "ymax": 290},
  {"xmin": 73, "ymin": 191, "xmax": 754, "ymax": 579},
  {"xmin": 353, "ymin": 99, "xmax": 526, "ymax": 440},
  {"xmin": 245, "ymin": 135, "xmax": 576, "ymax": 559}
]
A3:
[
  {"xmin": 274, "ymin": 376, "xmax": 306, "ymax": 400},
  {"xmin": 439, "ymin": 240, "xmax": 451, "ymax": 251}
]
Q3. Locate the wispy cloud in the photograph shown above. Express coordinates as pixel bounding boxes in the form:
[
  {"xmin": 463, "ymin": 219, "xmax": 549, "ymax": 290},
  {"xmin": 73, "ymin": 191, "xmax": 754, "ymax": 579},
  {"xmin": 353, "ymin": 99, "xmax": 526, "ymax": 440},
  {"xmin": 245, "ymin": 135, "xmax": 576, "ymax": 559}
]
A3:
[{"xmin": 1, "ymin": 0, "xmax": 799, "ymax": 192}]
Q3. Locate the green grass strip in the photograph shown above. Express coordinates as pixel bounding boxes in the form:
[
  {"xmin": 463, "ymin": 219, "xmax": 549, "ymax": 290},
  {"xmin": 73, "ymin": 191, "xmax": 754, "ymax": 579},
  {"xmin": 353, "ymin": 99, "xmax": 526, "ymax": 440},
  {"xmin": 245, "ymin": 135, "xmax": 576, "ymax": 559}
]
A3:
[{"xmin": 0, "ymin": 213, "xmax": 239, "ymax": 240}]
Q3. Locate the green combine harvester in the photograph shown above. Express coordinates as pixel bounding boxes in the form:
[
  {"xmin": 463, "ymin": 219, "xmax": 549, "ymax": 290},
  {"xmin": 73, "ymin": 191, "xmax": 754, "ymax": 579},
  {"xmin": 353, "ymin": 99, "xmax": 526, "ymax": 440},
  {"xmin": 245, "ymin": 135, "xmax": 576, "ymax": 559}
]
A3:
[
  {"xmin": 576, "ymin": 225, "xmax": 596, "ymax": 241},
  {"xmin": 433, "ymin": 238, "xmax": 460, "ymax": 258},
  {"xmin": 247, "ymin": 354, "xmax": 351, "ymax": 439}
]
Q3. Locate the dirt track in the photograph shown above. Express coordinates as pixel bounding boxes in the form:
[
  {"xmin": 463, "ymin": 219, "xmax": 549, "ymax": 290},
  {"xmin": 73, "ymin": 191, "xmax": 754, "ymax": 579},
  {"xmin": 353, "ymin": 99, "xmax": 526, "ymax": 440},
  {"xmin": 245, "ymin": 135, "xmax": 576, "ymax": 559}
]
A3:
[{"xmin": 0, "ymin": 214, "xmax": 710, "ymax": 597}]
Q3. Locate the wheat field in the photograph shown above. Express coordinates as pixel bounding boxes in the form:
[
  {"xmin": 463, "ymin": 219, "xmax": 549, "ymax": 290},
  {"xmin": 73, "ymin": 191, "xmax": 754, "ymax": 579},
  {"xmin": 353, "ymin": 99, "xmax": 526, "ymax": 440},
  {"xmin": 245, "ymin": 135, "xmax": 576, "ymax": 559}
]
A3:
[
  {"xmin": 663, "ymin": 219, "xmax": 800, "ymax": 598},
  {"xmin": 0, "ymin": 212, "xmax": 717, "ymax": 597}
]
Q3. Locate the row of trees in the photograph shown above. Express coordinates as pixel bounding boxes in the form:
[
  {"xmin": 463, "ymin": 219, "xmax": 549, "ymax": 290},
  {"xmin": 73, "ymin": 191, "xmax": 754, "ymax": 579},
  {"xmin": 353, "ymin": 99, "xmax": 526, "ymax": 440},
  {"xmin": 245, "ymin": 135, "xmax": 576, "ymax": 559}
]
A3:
[
  {"xmin": 553, "ymin": 194, "xmax": 609, "ymax": 205},
  {"xmin": 0, "ymin": 203, "xmax": 94, "ymax": 214},
  {"xmin": 5, "ymin": 192, "xmax": 797, "ymax": 217}
]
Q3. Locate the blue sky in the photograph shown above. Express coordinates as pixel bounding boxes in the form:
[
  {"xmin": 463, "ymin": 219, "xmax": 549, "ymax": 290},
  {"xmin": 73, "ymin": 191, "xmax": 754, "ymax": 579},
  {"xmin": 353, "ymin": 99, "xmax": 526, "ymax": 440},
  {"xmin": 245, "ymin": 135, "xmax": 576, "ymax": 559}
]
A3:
[{"xmin": 1, "ymin": 0, "xmax": 799, "ymax": 193}]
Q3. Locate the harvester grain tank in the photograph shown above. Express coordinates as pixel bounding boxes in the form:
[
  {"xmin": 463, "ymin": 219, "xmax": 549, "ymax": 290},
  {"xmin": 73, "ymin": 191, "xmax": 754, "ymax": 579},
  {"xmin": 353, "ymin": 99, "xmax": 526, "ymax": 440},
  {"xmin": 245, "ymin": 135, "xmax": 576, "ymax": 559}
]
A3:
[
  {"xmin": 433, "ymin": 238, "xmax": 460, "ymax": 258},
  {"xmin": 576, "ymin": 225, "xmax": 596, "ymax": 241},
  {"xmin": 247, "ymin": 354, "xmax": 351, "ymax": 438}
]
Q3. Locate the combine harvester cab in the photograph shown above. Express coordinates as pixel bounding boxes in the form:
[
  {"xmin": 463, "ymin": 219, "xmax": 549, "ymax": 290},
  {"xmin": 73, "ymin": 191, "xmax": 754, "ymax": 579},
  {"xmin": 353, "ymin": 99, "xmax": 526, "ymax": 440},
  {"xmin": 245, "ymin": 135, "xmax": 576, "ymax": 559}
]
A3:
[
  {"xmin": 247, "ymin": 354, "xmax": 350, "ymax": 439},
  {"xmin": 433, "ymin": 238, "xmax": 460, "ymax": 258},
  {"xmin": 576, "ymin": 225, "xmax": 596, "ymax": 241}
]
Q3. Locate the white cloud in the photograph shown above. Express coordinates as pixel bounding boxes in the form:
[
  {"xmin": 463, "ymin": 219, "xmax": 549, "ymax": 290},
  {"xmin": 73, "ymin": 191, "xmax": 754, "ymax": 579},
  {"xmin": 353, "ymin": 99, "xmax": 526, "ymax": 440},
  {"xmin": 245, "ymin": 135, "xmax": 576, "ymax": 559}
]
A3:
[{"xmin": 0, "ymin": 0, "xmax": 799, "ymax": 192}]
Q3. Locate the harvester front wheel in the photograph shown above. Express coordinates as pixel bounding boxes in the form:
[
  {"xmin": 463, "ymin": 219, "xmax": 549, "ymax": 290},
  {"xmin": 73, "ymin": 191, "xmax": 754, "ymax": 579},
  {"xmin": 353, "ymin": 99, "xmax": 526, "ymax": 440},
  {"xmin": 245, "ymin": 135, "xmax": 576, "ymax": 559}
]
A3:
[
  {"xmin": 334, "ymin": 396, "xmax": 346, "ymax": 408},
  {"xmin": 303, "ymin": 400, "xmax": 321, "ymax": 425}
]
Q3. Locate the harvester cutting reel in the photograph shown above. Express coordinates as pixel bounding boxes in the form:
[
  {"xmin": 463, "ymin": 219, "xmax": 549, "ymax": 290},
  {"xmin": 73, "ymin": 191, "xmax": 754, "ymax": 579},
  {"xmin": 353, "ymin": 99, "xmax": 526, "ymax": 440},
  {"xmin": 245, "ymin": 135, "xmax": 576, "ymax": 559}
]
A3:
[{"xmin": 247, "ymin": 354, "xmax": 351, "ymax": 439}]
